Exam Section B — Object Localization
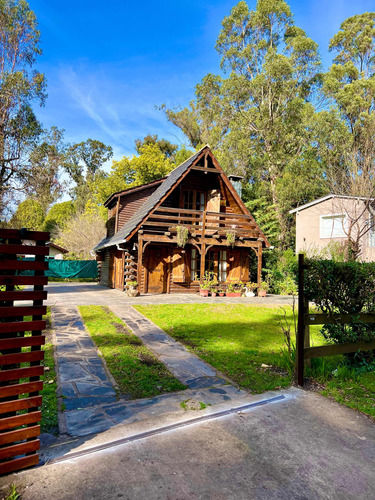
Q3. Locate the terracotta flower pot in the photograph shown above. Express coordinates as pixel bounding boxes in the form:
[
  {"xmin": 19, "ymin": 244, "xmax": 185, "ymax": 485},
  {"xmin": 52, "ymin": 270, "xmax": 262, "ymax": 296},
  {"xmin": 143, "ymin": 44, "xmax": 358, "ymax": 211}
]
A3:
[
  {"xmin": 200, "ymin": 289, "xmax": 209, "ymax": 297},
  {"xmin": 211, "ymin": 292, "xmax": 217, "ymax": 297},
  {"xmin": 219, "ymin": 292, "xmax": 225, "ymax": 297},
  {"xmin": 257, "ymin": 290, "xmax": 267, "ymax": 297},
  {"xmin": 226, "ymin": 292, "xmax": 241, "ymax": 297}
]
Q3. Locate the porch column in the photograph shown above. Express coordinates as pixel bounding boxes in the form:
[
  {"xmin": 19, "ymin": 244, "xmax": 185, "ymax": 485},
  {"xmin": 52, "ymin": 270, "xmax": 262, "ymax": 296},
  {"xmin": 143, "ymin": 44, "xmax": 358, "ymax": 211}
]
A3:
[
  {"xmin": 200, "ymin": 211, "xmax": 207, "ymax": 284},
  {"xmin": 200, "ymin": 242, "xmax": 206, "ymax": 284},
  {"xmin": 257, "ymin": 241, "xmax": 262, "ymax": 286}
]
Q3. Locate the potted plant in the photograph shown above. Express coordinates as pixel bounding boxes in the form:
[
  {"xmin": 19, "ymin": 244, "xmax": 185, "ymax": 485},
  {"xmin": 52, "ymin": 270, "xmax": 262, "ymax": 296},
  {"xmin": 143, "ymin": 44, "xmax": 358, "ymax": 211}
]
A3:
[
  {"xmin": 199, "ymin": 272, "xmax": 211, "ymax": 297},
  {"xmin": 210, "ymin": 279, "xmax": 218, "ymax": 297},
  {"xmin": 226, "ymin": 281, "xmax": 243, "ymax": 297},
  {"xmin": 257, "ymin": 281, "xmax": 269, "ymax": 297},
  {"xmin": 244, "ymin": 282, "xmax": 257, "ymax": 297},
  {"xmin": 125, "ymin": 280, "xmax": 139, "ymax": 297},
  {"xmin": 217, "ymin": 285, "xmax": 225, "ymax": 297}
]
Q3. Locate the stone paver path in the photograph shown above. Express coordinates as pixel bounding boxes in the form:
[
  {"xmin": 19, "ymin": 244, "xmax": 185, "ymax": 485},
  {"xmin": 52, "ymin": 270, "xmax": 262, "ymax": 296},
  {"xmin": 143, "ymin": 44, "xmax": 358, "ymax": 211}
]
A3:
[
  {"xmin": 52, "ymin": 305, "xmax": 247, "ymax": 437},
  {"xmin": 63, "ymin": 385, "xmax": 247, "ymax": 437},
  {"xmin": 111, "ymin": 305, "xmax": 228, "ymax": 389},
  {"xmin": 52, "ymin": 306, "xmax": 117, "ymax": 414}
]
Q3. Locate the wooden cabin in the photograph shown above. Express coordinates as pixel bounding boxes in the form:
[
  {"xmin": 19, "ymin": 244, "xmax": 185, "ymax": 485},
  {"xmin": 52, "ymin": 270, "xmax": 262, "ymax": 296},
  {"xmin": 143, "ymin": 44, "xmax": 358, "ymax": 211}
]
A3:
[{"xmin": 94, "ymin": 146, "xmax": 269, "ymax": 293}]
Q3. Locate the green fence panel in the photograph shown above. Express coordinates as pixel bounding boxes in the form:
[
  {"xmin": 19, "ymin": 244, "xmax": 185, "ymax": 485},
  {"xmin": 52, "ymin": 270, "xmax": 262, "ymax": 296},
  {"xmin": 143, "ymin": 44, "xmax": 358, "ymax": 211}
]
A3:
[
  {"xmin": 47, "ymin": 260, "xmax": 98, "ymax": 279},
  {"xmin": 18, "ymin": 259, "xmax": 98, "ymax": 279}
]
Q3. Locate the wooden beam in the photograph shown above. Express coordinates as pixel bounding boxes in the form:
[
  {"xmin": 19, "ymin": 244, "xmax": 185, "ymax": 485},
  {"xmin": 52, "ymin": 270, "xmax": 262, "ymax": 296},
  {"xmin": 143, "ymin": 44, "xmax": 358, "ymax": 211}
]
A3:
[
  {"xmin": 305, "ymin": 313, "xmax": 375, "ymax": 325},
  {"xmin": 190, "ymin": 166, "xmax": 221, "ymax": 173},
  {"xmin": 305, "ymin": 339, "xmax": 375, "ymax": 360}
]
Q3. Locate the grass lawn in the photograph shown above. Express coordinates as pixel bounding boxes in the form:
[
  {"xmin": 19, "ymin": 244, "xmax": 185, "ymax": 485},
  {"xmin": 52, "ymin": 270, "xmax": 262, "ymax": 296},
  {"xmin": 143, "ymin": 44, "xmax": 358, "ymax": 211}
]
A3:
[
  {"xmin": 135, "ymin": 304, "xmax": 375, "ymax": 419},
  {"xmin": 41, "ymin": 309, "xmax": 58, "ymax": 433},
  {"xmin": 22, "ymin": 310, "xmax": 58, "ymax": 434},
  {"xmin": 79, "ymin": 306, "xmax": 186, "ymax": 399},
  {"xmin": 135, "ymin": 304, "xmax": 302, "ymax": 393}
]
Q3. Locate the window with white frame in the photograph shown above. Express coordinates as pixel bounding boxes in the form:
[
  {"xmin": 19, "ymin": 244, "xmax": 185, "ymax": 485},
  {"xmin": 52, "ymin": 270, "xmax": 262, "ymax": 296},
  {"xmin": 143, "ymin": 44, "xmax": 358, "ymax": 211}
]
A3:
[{"xmin": 320, "ymin": 214, "xmax": 346, "ymax": 238}]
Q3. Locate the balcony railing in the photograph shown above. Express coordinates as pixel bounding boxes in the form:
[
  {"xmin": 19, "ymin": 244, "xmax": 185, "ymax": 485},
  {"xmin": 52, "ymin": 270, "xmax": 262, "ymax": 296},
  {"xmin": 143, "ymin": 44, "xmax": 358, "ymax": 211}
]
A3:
[{"xmin": 143, "ymin": 207, "xmax": 260, "ymax": 238}]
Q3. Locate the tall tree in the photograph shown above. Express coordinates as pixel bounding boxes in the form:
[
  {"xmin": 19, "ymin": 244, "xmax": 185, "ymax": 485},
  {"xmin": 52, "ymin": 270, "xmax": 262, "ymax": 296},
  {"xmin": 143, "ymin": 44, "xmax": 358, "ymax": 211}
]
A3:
[
  {"xmin": 23, "ymin": 126, "xmax": 66, "ymax": 213},
  {"xmin": 135, "ymin": 134, "xmax": 178, "ymax": 160},
  {"xmin": 0, "ymin": 0, "xmax": 46, "ymax": 217},
  {"xmin": 64, "ymin": 138, "xmax": 113, "ymax": 211},
  {"xmin": 9, "ymin": 198, "xmax": 44, "ymax": 230},
  {"xmin": 320, "ymin": 12, "xmax": 375, "ymax": 259},
  {"xmin": 91, "ymin": 142, "xmax": 176, "ymax": 204},
  {"xmin": 163, "ymin": 0, "xmax": 323, "ymax": 247}
]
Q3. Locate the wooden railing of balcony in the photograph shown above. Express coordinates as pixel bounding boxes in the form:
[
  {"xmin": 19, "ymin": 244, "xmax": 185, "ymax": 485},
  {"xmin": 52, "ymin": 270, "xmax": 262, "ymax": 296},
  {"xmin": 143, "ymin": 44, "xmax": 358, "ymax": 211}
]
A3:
[{"xmin": 145, "ymin": 207, "xmax": 260, "ymax": 238}]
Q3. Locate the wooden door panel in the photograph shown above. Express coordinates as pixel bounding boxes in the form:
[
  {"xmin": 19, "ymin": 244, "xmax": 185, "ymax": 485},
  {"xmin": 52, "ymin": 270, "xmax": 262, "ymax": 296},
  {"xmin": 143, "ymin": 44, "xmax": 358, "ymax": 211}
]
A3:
[{"xmin": 147, "ymin": 247, "xmax": 168, "ymax": 293}]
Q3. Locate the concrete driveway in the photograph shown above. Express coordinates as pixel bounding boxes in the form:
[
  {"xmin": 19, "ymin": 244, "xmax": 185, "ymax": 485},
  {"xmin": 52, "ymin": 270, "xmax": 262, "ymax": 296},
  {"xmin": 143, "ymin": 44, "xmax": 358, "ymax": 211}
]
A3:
[
  {"xmin": 43, "ymin": 282, "xmax": 294, "ymax": 306},
  {"xmin": 1, "ymin": 388, "xmax": 374, "ymax": 500}
]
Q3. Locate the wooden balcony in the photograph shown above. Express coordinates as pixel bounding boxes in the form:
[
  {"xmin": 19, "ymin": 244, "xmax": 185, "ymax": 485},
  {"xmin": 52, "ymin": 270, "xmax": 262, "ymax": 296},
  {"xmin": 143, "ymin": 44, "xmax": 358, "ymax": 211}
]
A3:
[{"xmin": 139, "ymin": 207, "xmax": 263, "ymax": 245}]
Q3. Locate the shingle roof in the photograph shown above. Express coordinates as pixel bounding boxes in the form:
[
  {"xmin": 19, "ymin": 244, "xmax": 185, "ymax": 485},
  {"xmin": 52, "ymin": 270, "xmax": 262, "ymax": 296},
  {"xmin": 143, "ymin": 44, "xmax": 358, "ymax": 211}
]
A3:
[{"xmin": 94, "ymin": 146, "xmax": 207, "ymax": 251}]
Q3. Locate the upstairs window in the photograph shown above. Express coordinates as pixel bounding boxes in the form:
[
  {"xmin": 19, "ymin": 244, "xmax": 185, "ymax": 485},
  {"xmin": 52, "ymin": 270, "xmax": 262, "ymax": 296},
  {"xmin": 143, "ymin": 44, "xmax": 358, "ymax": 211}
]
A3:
[
  {"xmin": 320, "ymin": 214, "xmax": 346, "ymax": 238},
  {"xmin": 183, "ymin": 190, "xmax": 205, "ymax": 212}
]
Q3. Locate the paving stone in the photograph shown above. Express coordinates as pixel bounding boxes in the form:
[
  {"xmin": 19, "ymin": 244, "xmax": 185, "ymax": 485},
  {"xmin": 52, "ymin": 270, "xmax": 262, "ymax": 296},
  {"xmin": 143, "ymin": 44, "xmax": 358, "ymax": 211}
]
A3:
[
  {"xmin": 185, "ymin": 376, "xmax": 228, "ymax": 389},
  {"xmin": 60, "ymin": 382, "xmax": 78, "ymax": 398},
  {"xmin": 78, "ymin": 338, "xmax": 96, "ymax": 349},
  {"xmin": 64, "ymin": 396, "xmax": 117, "ymax": 411},
  {"xmin": 59, "ymin": 363, "xmax": 96, "ymax": 383},
  {"xmin": 75, "ymin": 382, "xmax": 116, "ymax": 397}
]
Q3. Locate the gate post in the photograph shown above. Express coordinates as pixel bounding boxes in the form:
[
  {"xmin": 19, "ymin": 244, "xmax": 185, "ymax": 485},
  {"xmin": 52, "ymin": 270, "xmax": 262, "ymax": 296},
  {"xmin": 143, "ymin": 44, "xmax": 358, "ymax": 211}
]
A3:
[{"xmin": 296, "ymin": 253, "xmax": 305, "ymax": 386}]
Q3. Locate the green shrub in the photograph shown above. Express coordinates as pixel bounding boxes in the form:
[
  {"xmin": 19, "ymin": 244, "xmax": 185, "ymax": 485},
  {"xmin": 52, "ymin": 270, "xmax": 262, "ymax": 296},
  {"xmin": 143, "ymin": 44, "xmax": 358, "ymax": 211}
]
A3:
[
  {"xmin": 263, "ymin": 248, "xmax": 297, "ymax": 295},
  {"xmin": 304, "ymin": 259, "xmax": 375, "ymax": 369}
]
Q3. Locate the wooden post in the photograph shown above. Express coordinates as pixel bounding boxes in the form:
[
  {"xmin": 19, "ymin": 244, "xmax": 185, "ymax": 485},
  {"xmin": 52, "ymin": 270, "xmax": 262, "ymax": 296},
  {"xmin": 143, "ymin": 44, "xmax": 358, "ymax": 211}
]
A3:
[
  {"xmin": 257, "ymin": 242, "xmax": 262, "ymax": 286},
  {"xmin": 296, "ymin": 253, "xmax": 305, "ymax": 386},
  {"xmin": 200, "ymin": 211, "xmax": 207, "ymax": 284}
]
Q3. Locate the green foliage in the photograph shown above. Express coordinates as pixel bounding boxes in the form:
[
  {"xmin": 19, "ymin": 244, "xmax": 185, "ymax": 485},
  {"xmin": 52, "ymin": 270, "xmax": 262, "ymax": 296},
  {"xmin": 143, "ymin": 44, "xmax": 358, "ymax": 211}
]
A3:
[
  {"xmin": 91, "ymin": 142, "xmax": 176, "ymax": 204},
  {"xmin": 304, "ymin": 259, "xmax": 375, "ymax": 315},
  {"xmin": 304, "ymin": 259, "xmax": 375, "ymax": 367},
  {"xmin": 163, "ymin": 0, "xmax": 323, "ymax": 247},
  {"xmin": 0, "ymin": 0, "xmax": 46, "ymax": 216},
  {"xmin": 44, "ymin": 201, "xmax": 76, "ymax": 235},
  {"xmin": 263, "ymin": 248, "xmax": 297, "ymax": 294},
  {"xmin": 135, "ymin": 134, "xmax": 178, "ymax": 160},
  {"xmin": 176, "ymin": 225, "xmax": 189, "ymax": 248},
  {"xmin": 64, "ymin": 138, "xmax": 113, "ymax": 211},
  {"xmin": 24, "ymin": 127, "xmax": 67, "ymax": 213},
  {"xmin": 9, "ymin": 198, "xmax": 45, "ymax": 230},
  {"xmin": 174, "ymin": 145, "xmax": 194, "ymax": 165},
  {"xmin": 226, "ymin": 230, "xmax": 236, "ymax": 247},
  {"xmin": 246, "ymin": 196, "xmax": 280, "ymax": 246}
]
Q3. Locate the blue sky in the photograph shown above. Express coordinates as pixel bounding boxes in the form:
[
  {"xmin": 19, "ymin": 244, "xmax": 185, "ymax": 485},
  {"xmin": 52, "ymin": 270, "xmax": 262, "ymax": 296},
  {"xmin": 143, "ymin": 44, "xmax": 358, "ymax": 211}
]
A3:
[{"xmin": 30, "ymin": 0, "xmax": 375, "ymax": 166}]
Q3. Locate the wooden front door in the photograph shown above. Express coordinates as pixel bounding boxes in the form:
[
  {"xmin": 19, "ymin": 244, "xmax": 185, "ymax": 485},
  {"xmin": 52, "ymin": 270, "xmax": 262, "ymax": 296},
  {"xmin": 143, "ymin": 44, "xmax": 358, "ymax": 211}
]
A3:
[
  {"xmin": 109, "ymin": 249, "xmax": 124, "ymax": 289},
  {"xmin": 147, "ymin": 246, "xmax": 169, "ymax": 294}
]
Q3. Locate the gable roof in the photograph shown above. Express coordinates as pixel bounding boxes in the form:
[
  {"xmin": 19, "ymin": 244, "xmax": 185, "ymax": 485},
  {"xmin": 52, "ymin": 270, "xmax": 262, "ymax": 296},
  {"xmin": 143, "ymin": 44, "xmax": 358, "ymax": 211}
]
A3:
[
  {"xmin": 289, "ymin": 194, "xmax": 375, "ymax": 214},
  {"xmin": 103, "ymin": 178, "xmax": 165, "ymax": 208},
  {"xmin": 94, "ymin": 145, "xmax": 269, "ymax": 251}
]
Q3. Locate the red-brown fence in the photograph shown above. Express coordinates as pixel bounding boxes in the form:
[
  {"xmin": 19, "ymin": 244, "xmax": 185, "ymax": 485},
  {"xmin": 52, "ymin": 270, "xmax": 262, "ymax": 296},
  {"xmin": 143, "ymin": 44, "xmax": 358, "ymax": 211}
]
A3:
[
  {"xmin": 0, "ymin": 228, "xmax": 49, "ymax": 474},
  {"xmin": 296, "ymin": 253, "xmax": 375, "ymax": 386}
]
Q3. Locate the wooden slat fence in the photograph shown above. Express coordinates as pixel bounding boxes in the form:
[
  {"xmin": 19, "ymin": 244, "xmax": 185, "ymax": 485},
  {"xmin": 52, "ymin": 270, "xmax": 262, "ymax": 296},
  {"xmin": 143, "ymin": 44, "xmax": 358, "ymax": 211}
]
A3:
[
  {"xmin": 296, "ymin": 253, "xmax": 375, "ymax": 386},
  {"xmin": 0, "ymin": 228, "xmax": 49, "ymax": 474}
]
